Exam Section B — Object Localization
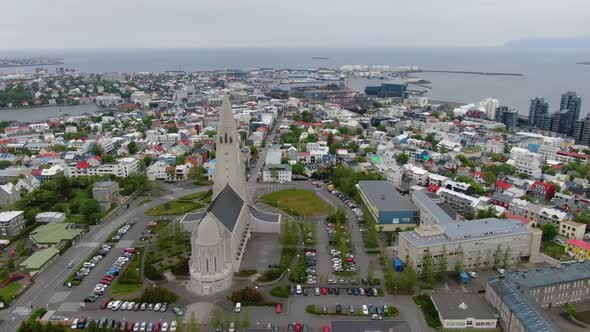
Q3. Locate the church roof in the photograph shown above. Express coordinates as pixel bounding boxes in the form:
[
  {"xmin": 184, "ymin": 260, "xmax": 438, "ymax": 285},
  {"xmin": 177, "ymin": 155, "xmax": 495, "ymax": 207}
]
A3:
[
  {"xmin": 249, "ymin": 206, "xmax": 280, "ymax": 223},
  {"xmin": 208, "ymin": 184, "xmax": 244, "ymax": 232},
  {"xmin": 194, "ymin": 214, "xmax": 223, "ymax": 246}
]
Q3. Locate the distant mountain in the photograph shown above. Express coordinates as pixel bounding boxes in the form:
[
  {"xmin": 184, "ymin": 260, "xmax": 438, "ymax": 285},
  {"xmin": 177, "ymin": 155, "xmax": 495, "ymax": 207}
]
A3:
[{"xmin": 505, "ymin": 36, "xmax": 590, "ymax": 48}]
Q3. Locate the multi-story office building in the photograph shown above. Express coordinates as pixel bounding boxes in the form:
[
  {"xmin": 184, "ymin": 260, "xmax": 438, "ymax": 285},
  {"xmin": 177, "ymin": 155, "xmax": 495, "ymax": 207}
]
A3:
[
  {"xmin": 529, "ymin": 97, "xmax": 549, "ymax": 128},
  {"xmin": 573, "ymin": 114, "xmax": 590, "ymax": 146},
  {"xmin": 398, "ymin": 190, "xmax": 542, "ymax": 273},
  {"xmin": 486, "ymin": 261, "xmax": 590, "ymax": 332}
]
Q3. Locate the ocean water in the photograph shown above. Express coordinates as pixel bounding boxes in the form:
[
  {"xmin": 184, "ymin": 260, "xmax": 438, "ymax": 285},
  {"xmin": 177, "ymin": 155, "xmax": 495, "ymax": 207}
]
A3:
[{"xmin": 1, "ymin": 48, "xmax": 589, "ymax": 117}]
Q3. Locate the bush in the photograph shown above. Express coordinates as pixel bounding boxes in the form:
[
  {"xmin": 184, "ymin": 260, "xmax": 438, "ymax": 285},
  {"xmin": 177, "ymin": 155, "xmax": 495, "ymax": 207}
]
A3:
[
  {"xmin": 413, "ymin": 295, "xmax": 442, "ymax": 328},
  {"xmin": 230, "ymin": 287, "xmax": 277, "ymax": 306},
  {"xmin": 306, "ymin": 304, "xmax": 316, "ymax": 314},
  {"xmin": 139, "ymin": 286, "xmax": 178, "ymax": 303},
  {"xmin": 170, "ymin": 257, "xmax": 189, "ymax": 276},
  {"xmin": 257, "ymin": 269, "xmax": 282, "ymax": 282},
  {"xmin": 270, "ymin": 285, "xmax": 290, "ymax": 298},
  {"xmin": 235, "ymin": 270, "xmax": 257, "ymax": 277}
]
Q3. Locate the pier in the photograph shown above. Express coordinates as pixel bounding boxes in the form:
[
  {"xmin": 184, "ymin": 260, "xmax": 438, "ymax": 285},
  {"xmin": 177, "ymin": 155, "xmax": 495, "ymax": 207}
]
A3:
[{"xmin": 417, "ymin": 69, "xmax": 523, "ymax": 76}]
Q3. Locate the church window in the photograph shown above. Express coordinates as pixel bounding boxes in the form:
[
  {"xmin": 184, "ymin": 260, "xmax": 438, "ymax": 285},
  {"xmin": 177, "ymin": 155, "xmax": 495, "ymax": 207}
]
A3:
[
  {"xmin": 225, "ymin": 132, "xmax": 228, "ymax": 144},
  {"xmin": 219, "ymin": 136, "xmax": 223, "ymax": 144},
  {"xmin": 230, "ymin": 136, "xmax": 233, "ymax": 144},
  {"xmin": 206, "ymin": 258, "xmax": 209, "ymax": 273},
  {"xmin": 214, "ymin": 257, "xmax": 218, "ymax": 272}
]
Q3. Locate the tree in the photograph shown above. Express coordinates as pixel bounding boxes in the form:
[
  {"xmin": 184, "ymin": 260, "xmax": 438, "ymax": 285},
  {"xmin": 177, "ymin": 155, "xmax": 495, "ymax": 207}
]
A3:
[
  {"xmin": 517, "ymin": 172, "xmax": 530, "ymax": 179},
  {"xmin": 0, "ymin": 160, "xmax": 11, "ymax": 169},
  {"xmin": 503, "ymin": 246, "xmax": 512, "ymax": 269},
  {"xmin": 367, "ymin": 259, "xmax": 375, "ymax": 281},
  {"xmin": 292, "ymin": 162, "xmax": 305, "ymax": 175},
  {"xmin": 477, "ymin": 207, "xmax": 497, "ymax": 219},
  {"xmin": 377, "ymin": 125, "xmax": 386, "ymax": 132},
  {"xmin": 437, "ymin": 246, "xmax": 448, "ymax": 282},
  {"xmin": 80, "ymin": 199, "xmax": 101, "ymax": 222},
  {"xmin": 102, "ymin": 155, "xmax": 116, "ymax": 163},
  {"xmin": 91, "ymin": 144, "xmax": 103, "ymax": 155},
  {"xmin": 454, "ymin": 245, "xmax": 464, "ymax": 273},
  {"xmin": 396, "ymin": 153, "xmax": 409, "ymax": 165},
  {"xmin": 128, "ymin": 141, "xmax": 138, "ymax": 154},
  {"xmin": 542, "ymin": 223, "xmax": 558, "ymax": 242},
  {"xmin": 422, "ymin": 248, "xmax": 435, "ymax": 287},
  {"xmin": 483, "ymin": 172, "xmax": 496, "ymax": 186},
  {"xmin": 565, "ymin": 302, "xmax": 576, "ymax": 317},
  {"xmin": 493, "ymin": 245, "xmax": 503, "ymax": 268}
]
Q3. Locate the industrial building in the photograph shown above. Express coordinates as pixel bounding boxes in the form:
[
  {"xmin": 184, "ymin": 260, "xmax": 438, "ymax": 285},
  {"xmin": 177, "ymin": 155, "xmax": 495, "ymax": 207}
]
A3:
[{"xmin": 356, "ymin": 181, "xmax": 419, "ymax": 230}]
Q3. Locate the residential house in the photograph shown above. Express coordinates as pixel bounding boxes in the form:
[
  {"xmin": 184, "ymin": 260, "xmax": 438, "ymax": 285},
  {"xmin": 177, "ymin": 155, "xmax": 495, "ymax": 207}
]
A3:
[
  {"xmin": 0, "ymin": 183, "xmax": 20, "ymax": 207},
  {"xmin": 92, "ymin": 181, "xmax": 120, "ymax": 211}
]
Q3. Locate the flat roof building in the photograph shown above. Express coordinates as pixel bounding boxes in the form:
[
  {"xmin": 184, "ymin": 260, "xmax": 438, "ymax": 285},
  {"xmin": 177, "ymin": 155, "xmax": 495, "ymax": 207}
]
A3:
[
  {"xmin": 431, "ymin": 293, "xmax": 498, "ymax": 330},
  {"xmin": 19, "ymin": 247, "xmax": 60, "ymax": 276},
  {"xmin": 398, "ymin": 189, "xmax": 542, "ymax": 273},
  {"xmin": 356, "ymin": 181, "xmax": 418, "ymax": 230}
]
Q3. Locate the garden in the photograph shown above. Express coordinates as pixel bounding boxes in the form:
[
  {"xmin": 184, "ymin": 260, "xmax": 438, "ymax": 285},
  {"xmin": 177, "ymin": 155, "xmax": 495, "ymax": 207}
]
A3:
[{"xmin": 144, "ymin": 222, "xmax": 191, "ymax": 281}]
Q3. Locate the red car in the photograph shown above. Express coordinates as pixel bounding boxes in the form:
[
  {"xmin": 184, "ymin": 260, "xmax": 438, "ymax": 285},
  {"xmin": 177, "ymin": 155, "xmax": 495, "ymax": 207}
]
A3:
[
  {"xmin": 103, "ymin": 275, "xmax": 114, "ymax": 280},
  {"xmin": 100, "ymin": 300, "xmax": 109, "ymax": 309},
  {"xmin": 100, "ymin": 279, "xmax": 112, "ymax": 285},
  {"xmin": 323, "ymin": 326, "xmax": 330, "ymax": 332},
  {"xmin": 321, "ymin": 287, "xmax": 328, "ymax": 295},
  {"xmin": 295, "ymin": 323, "xmax": 302, "ymax": 332},
  {"xmin": 153, "ymin": 322, "xmax": 161, "ymax": 331},
  {"xmin": 275, "ymin": 304, "xmax": 282, "ymax": 314},
  {"xmin": 126, "ymin": 322, "xmax": 134, "ymax": 331}
]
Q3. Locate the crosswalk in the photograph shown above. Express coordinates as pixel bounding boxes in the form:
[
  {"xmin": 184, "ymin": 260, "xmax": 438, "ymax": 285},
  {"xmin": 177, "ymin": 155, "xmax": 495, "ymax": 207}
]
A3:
[{"xmin": 12, "ymin": 306, "xmax": 32, "ymax": 316}]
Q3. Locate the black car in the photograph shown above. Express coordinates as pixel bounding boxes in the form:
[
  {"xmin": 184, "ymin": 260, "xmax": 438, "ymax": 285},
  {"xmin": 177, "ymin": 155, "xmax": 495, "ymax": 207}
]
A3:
[
  {"xmin": 288, "ymin": 323, "xmax": 294, "ymax": 332},
  {"xmin": 328, "ymin": 288, "xmax": 334, "ymax": 295},
  {"xmin": 334, "ymin": 288, "xmax": 340, "ymax": 295},
  {"xmin": 289, "ymin": 286, "xmax": 296, "ymax": 295},
  {"xmin": 336, "ymin": 304, "xmax": 342, "ymax": 314},
  {"xmin": 302, "ymin": 288, "xmax": 308, "ymax": 296}
]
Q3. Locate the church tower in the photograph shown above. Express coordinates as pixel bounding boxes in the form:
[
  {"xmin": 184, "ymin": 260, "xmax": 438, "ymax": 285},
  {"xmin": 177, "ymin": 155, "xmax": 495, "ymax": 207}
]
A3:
[{"xmin": 213, "ymin": 95, "xmax": 247, "ymax": 199}]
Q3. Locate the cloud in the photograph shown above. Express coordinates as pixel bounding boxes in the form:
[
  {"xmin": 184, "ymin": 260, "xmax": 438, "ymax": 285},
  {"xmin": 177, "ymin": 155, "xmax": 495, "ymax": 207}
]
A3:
[{"xmin": 1, "ymin": 0, "xmax": 589, "ymax": 48}]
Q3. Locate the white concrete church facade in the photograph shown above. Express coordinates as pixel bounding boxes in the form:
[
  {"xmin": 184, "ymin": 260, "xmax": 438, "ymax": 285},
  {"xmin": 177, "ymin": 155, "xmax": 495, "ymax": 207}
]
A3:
[{"xmin": 183, "ymin": 96, "xmax": 281, "ymax": 296}]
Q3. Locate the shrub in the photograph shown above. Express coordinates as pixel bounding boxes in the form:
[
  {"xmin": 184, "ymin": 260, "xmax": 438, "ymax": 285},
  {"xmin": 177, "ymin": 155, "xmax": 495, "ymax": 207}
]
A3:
[
  {"xmin": 413, "ymin": 295, "xmax": 442, "ymax": 328},
  {"xmin": 270, "ymin": 285, "xmax": 290, "ymax": 298},
  {"xmin": 230, "ymin": 287, "xmax": 277, "ymax": 306},
  {"xmin": 139, "ymin": 286, "xmax": 178, "ymax": 303}
]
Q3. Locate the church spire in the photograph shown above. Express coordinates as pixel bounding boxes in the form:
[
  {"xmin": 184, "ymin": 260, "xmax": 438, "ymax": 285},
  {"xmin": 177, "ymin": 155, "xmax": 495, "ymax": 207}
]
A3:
[{"xmin": 213, "ymin": 95, "xmax": 247, "ymax": 199}]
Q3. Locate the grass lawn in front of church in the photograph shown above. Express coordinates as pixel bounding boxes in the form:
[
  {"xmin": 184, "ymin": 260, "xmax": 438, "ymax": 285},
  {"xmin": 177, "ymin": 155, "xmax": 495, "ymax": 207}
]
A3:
[{"xmin": 261, "ymin": 189, "xmax": 331, "ymax": 216}]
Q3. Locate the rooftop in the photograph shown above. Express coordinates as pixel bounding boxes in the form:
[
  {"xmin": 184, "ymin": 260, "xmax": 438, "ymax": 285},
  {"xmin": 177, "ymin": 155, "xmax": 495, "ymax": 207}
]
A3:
[
  {"xmin": 19, "ymin": 247, "xmax": 59, "ymax": 271},
  {"xmin": 29, "ymin": 223, "xmax": 83, "ymax": 245},
  {"xmin": 488, "ymin": 277, "xmax": 557, "ymax": 332},
  {"xmin": 357, "ymin": 181, "xmax": 418, "ymax": 212},
  {"xmin": 431, "ymin": 293, "xmax": 497, "ymax": 320},
  {"xmin": 505, "ymin": 260, "xmax": 590, "ymax": 289},
  {"xmin": 0, "ymin": 211, "xmax": 24, "ymax": 222}
]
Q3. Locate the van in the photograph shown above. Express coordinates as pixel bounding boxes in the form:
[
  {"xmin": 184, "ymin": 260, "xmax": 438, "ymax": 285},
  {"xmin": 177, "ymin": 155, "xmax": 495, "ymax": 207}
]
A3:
[
  {"xmin": 71, "ymin": 318, "xmax": 79, "ymax": 329},
  {"xmin": 235, "ymin": 302, "xmax": 242, "ymax": 313},
  {"xmin": 296, "ymin": 285, "xmax": 302, "ymax": 295}
]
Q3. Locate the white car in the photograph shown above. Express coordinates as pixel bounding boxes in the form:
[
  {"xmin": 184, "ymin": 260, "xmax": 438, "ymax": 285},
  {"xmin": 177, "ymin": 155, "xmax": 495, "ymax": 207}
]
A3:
[
  {"xmin": 170, "ymin": 321, "xmax": 177, "ymax": 332},
  {"xmin": 161, "ymin": 322, "xmax": 169, "ymax": 332},
  {"xmin": 71, "ymin": 318, "xmax": 79, "ymax": 329},
  {"xmin": 154, "ymin": 303, "xmax": 162, "ymax": 311},
  {"xmin": 121, "ymin": 302, "xmax": 129, "ymax": 310},
  {"xmin": 228, "ymin": 322, "xmax": 235, "ymax": 332},
  {"xmin": 296, "ymin": 285, "xmax": 302, "ymax": 295},
  {"xmin": 107, "ymin": 301, "xmax": 115, "ymax": 309},
  {"xmin": 127, "ymin": 301, "xmax": 135, "ymax": 310},
  {"xmin": 362, "ymin": 305, "xmax": 369, "ymax": 315},
  {"xmin": 468, "ymin": 271, "xmax": 479, "ymax": 278},
  {"xmin": 497, "ymin": 268, "xmax": 507, "ymax": 275}
]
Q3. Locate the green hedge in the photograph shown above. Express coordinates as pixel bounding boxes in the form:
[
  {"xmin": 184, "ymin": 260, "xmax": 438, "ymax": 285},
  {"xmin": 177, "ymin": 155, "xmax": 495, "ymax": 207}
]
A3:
[
  {"xmin": 270, "ymin": 285, "xmax": 290, "ymax": 298},
  {"xmin": 413, "ymin": 295, "xmax": 442, "ymax": 328}
]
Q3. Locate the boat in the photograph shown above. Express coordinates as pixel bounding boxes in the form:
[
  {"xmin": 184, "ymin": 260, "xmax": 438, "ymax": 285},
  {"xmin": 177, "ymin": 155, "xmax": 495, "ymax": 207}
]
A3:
[{"xmin": 312, "ymin": 57, "xmax": 330, "ymax": 60}]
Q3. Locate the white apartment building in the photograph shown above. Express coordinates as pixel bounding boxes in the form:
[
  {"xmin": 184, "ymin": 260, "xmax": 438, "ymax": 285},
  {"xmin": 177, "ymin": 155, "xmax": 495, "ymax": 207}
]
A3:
[
  {"xmin": 559, "ymin": 220, "xmax": 586, "ymax": 240},
  {"xmin": 158, "ymin": 134, "xmax": 182, "ymax": 144},
  {"xmin": 262, "ymin": 164, "xmax": 292, "ymax": 183},
  {"xmin": 507, "ymin": 147, "xmax": 542, "ymax": 179},
  {"xmin": 67, "ymin": 157, "xmax": 140, "ymax": 178}
]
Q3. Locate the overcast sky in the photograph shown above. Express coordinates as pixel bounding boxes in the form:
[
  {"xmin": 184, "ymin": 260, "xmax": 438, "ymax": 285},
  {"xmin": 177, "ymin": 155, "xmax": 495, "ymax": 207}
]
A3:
[{"xmin": 1, "ymin": 0, "xmax": 589, "ymax": 49}]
